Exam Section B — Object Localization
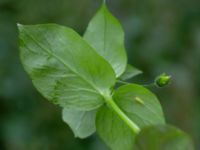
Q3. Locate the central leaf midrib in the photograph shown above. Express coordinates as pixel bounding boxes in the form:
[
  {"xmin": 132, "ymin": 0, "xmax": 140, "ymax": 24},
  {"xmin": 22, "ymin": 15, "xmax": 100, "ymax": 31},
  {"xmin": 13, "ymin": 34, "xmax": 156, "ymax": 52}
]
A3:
[
  {"xmin": 23, "ymin": 31, "xmax": 104, "ymax": 98},
  {"xmin": 104, "ymin": 95, "xmax": 141, "ymax": 134}
]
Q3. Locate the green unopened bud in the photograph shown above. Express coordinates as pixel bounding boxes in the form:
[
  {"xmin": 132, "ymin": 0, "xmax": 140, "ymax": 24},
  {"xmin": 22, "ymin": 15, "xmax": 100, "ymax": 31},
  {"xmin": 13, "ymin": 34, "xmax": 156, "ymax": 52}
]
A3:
[{"xmin": 155, "ymin": 73, "xmax": 171, "ymax": 87}]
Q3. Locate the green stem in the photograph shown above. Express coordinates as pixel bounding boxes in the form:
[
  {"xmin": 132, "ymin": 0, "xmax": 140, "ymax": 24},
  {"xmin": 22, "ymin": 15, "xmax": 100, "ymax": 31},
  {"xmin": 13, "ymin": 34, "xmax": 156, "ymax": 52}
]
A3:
[
  {"xmin": 143, "ymin": 83, "xmax": 156, "ymax": 88},
  {"xmin": 116, "ymin": 80, "xmax": 130, "ymax": 85},
  {"xmin": 104, "ymin": 95, "xmax": 141, "ymax": 134},
  {"xmin": 117, "ymin": 80, "xmax": 157, "ymax": 88}
]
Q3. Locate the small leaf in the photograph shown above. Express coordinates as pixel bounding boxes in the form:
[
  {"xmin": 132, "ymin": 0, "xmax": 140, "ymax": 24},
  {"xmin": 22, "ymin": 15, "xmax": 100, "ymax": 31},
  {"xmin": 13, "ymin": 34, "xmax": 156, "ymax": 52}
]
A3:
[
  {"xmin": 134, "ymin": 124, "xmax": 194, "ymax": 150},
  {"xmin": 119, "ymin": 64, "xmax": 142, "ymax": 81},
  {"xmin": 84, "ymin": 4, "xmax": 127, "ymax": 77},
  {"xmin": 62, "ymin": 108, "xmax": 97, "ymax": 139},
  {"xmin": 18, "ymin": 24, "xmax": 116, "ymax": 111},
  {"xmin": 96, "ymin": 84, "xmax": 165, "ymax": 150}
]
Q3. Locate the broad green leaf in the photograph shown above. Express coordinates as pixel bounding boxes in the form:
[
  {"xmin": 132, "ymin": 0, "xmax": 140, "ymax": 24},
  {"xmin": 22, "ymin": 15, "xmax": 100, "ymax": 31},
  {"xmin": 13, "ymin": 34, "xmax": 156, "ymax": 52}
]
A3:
[
  {"xmin": 96, "ymin": 84, "xmax": 165, "ymax": 150},
  {"xmin": 119, "ymin": 64, "xmax": 142, "ymax": 81},
  {"xmin": 113, "ymin": 84, "xmax": 165, "ymax": 128},
  {"xmin": 18, "ymin": 24, "xmax": 116, "ymax": 111},
  {"xmin": 62, "ymin": 108, "xmax": 97, "ymax": 139},
  {"xmin": 84, "ymin": 4, "xmax": 127, "ymax": 77},
  {"xmin": 96, "ymin": 105, "xmax": 135, "ymax": 150},
  {"xmin": 134, "ymin": 124, "xmax": 194, "ymax": 150}
]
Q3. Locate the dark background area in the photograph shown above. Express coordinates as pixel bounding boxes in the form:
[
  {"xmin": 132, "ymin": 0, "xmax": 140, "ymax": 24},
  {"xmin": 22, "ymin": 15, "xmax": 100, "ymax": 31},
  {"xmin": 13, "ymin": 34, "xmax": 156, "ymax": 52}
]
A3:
[{"xmin": 0, "ymin": 0, "xmax": 200, "ymax": 149}]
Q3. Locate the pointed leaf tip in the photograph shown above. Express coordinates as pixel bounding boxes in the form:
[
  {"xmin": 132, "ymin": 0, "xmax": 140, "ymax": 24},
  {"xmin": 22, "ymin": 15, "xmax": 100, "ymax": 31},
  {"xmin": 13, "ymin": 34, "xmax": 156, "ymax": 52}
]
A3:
[
  {"xmin": 17, "ymin": 23, "xmax": 21, "ymax": 28},
  {"xmin": 17, "ymin": 23, "xmax": 24, "ymax": 31},
  {"xmin": 17, "ymin": 23, "xmax": 22, "ymax": 27},
  {"xmin": 84, "ymin": 0, "xmax": 127, "ymax": 77}
]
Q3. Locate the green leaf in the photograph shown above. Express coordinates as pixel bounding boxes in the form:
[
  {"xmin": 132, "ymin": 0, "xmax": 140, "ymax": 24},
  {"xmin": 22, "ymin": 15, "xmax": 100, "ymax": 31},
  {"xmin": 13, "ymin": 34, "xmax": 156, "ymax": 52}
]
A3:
[
  {"xmin": 114, "ymin": 84, "xmax": 165, "ymax": 128},
  {"xmin": 119, "ymin": 64, "xmax": 142, "ymax": 81},
  {"xmin": 84, "ymin": 4, "xmax": 127, "ymax": 77},
  {"xmin": 134, "ymin": 124, "xmax": 194, "ymax": 150},
  {"xmin": 96, "ymin": 105, "xmax": 135, "ymax": 150},
  {"xmin": 18, "ymin": 24, "xmax": 116, "ymax": 111},
  {"xmin": 62, "ymin": 108, "xmax": 97, "ymax": 139},
  {"xmin": 96, "ymin": 84, "xmax": 165, "ymax": 150}
]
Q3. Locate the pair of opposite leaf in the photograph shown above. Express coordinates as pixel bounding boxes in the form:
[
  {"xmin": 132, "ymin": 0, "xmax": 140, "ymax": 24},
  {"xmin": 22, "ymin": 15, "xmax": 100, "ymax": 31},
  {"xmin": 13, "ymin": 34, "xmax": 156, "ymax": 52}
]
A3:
[{"xmin": 18, "ymin": 3, "xmax": 194, "ymax": 150}]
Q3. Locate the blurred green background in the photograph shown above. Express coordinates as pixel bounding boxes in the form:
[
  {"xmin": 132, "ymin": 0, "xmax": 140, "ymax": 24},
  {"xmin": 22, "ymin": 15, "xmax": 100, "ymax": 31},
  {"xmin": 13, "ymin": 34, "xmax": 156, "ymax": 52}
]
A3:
[{"xmin": 0, "ymin": 0, "xmax": 200, "ymax": 149}]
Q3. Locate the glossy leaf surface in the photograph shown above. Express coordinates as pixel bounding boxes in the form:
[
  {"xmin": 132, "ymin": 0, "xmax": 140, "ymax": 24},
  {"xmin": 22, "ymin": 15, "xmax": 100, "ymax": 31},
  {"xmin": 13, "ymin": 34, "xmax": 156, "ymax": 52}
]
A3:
[
  {"xmin": 84, "ymin": 5, "xmax": 127, "ymax": 77},
  {"xmin": 62, "ymin": 108, "xmax": 97, "ymax": 138},
  {"xmin": 96, "ymin": 84, "xmax": 165, "ymax": 150},
  {"xmin": 96, "ymin": 105, "xmax": 135, "ymax": 150},
  {"xmin": 18, "ymin": 24, "xmax": 116, "ymax": 111}
]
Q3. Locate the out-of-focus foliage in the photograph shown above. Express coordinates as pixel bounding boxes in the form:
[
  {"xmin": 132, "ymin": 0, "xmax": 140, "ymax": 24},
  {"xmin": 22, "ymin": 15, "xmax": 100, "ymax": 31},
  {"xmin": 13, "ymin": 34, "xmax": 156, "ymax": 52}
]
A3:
[{"xmin": 0, "ymin": 0, "xmax": 200, "ymax": 150}]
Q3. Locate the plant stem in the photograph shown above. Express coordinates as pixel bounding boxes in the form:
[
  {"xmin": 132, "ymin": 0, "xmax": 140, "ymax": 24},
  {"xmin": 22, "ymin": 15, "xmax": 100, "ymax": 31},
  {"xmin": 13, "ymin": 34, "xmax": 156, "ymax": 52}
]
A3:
[
  {"xmin": 143, "ymin": 83, "xmax": 156, "ymax": 88},
  {"xmin": 104, "ymin": 95, "xmax": 141, "ymax": 134},
  {"xmin": 116, "ymin": 80, "xmax": 130, "ymax": 85},
  {"xmin": 117, "ymin": 80, "xmax": 157, "ymax": 88}
]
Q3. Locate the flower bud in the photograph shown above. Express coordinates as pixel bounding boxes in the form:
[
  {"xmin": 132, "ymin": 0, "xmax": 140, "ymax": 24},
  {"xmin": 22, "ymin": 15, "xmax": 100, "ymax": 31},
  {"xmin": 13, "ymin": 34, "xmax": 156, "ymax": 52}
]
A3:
[{"xmin": 155, "ymin": 73, "xmax": 171, "ymax": 87}]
